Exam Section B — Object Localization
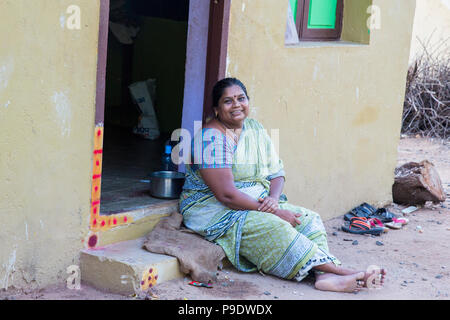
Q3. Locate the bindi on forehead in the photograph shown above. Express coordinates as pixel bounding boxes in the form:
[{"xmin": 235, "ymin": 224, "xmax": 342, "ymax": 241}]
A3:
[
  {"xmin": 221, "ymin": 85, "xmax": 247, "ymax": 101},
  {"xmin": 223, "ymin": 94, "xmax": 246, "ymax": 101}
]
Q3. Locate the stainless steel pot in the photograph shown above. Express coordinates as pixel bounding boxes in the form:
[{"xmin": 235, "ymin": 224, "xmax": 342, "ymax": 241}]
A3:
[{"xmin": 149, "ymin": 171, "xmax": 185, "ymax": 199}]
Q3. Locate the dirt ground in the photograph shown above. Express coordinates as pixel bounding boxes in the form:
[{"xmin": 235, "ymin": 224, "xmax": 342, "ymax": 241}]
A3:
[{"xmin": 1, "ymin": 136, "xmax": 449, "ymax": 301}]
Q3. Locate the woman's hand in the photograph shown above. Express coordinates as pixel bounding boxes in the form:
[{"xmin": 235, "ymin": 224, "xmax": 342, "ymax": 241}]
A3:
[
  {"xmin": 274, "ymin": 209, "xmax": 302, "ymax": 227},
  {"xmin": 257, "ymin": 196, "xmax": 279, "ymax": 213}
]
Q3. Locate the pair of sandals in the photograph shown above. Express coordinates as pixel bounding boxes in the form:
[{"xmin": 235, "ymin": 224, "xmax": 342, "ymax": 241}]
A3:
[
  {"xmin": 344, "ymin": 203, "xmax": 396, "ymax": 222},
  {"xmin": 342, "ymin": 203, "xmax": 408, "ymax": 235},
  {"xmin": 342, "ymin": 216, "xmax": 387, "ymax": 236}
]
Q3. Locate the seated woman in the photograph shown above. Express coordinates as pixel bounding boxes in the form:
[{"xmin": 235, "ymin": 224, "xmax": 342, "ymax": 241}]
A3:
[{"xmin": 179, "ymin": 78, "xmax": 386, "ymax": 293}]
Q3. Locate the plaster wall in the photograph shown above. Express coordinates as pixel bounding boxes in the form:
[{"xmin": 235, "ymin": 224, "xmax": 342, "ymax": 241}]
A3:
[
  {"xmin": 0, "ymin": 0, "xmax": 100, "ymax": 289},
  {"xmin": 226, "ymin": 0, "xmax": 416, "ymax": 220},
  {"xmin": 409, "ymin": 0, "xmax": 450, "ymax": 62}
]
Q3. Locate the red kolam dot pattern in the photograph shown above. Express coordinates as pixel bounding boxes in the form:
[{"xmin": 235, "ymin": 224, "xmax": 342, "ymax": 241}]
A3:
[
  {"xmin": 88, "ymin": 125, "xmax": 133, "ymax": 238},
  {"xmin": 140, "ymin": 267, "xmax": 158, "ymax": 291},
  {"xmin": 89, "ymin": 125, "xmax": 104, "ymax": 234},
  {"xmin": 90, "ymin": 214, "xmax": 132, "ymax": 234}
]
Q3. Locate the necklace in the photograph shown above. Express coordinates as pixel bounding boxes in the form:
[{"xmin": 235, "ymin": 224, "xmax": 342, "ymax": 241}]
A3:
[{"xmin": 217, "ymin": 119, "xmax": 241, "ymax": 144}]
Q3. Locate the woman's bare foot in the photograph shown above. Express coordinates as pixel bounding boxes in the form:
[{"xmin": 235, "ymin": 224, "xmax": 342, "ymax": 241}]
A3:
[
  {"xmin": 314, "ymin": 272, "xmax": 366, "ymax": 293},
  {"xmin": 312, "ymin": 264, "xmax": 387, "ymax": 292},
  {"xmin": 361, "ymin": 267, "xmax": 387, "ymax": 288}
]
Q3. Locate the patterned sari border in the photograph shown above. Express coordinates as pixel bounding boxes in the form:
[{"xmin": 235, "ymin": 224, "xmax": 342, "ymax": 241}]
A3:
[{"xmin": 268, "ymin": 233, "xmax": 317, "ymax": 279}]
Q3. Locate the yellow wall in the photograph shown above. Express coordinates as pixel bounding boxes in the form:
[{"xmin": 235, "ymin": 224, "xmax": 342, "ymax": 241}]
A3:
[
  {"xmin": 409, "ymin": 0, "xmax": 450, "ymax": 62},
  {"xmin": 227, "ymin": 0, "xmax": 416, "ymax": 220},
  {"xmin": 0, "ymin": 0, "xmax": 100, "ymax": 289},
  {"xmin": 0, "ymin": 0, "xmax": 417, "ymax": 290}
]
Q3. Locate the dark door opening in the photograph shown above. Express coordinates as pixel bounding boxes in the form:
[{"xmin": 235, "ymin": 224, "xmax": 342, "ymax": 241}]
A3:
[{"xmin": 100, "ymin": 0, "xmax": 190, "ymax": 215}]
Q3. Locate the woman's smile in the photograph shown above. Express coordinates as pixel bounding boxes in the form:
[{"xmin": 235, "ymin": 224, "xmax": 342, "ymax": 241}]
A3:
[
  {"xmin": 216, "ymin": 85, "xmax": 249, "ymax": 128},
  {"xmin": 231, "ymin": 109, "xmax": 244, "ymax": 117}
]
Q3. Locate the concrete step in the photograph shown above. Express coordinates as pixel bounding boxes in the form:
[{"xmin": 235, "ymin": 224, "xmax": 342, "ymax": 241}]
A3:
[
  {"xmin": 94, "ymin": 200, "xmax": 179, "ymax": 247},
  {"xmin": 80, "ymin": 237, "xmax": 183, "ymax": 295}
]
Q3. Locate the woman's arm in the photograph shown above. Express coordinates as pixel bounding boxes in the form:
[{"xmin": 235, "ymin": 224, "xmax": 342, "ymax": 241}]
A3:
[
  {"xmin": 199, "ymin": 168, "xmax": 262, "ymax": 211},
  {"xmin": 269, "ymin": 176, "xmax": 284, "ymax": 200}
]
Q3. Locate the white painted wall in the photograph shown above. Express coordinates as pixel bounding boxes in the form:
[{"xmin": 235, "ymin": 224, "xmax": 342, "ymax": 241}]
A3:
[{"xmin": 410, "ymin": 0, "xmax": 450, "ymax": 62}]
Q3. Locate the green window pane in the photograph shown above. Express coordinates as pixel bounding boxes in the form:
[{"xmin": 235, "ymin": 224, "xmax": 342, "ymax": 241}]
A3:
[
  {"xmin": 307, "ymin": 0, "xmax": 337, "ymax": 29},
  {"xmin": 289, "ymin": 0, "xmax": 298, "ymax": 22}
]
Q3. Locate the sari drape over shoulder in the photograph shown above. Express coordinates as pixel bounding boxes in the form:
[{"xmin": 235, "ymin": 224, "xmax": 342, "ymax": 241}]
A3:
[{"xmin": 180, "ymin": 118, "xmax": 339, "ymax": 280}]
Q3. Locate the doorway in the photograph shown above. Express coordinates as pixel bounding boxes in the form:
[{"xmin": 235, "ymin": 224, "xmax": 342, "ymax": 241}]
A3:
[
  {"xmin": 92, "ymin": 0, "xmax": 229, "ymax": 223},
  {"xmin": 100, "ymin": 0, "xmax": 190, "ymax": 215}
]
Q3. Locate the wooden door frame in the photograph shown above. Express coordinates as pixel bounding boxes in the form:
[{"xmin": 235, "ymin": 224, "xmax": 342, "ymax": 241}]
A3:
[
  {"xmin": 95, "ymin": 0, "xmax": 110, "ymax": 125},
  {"xmin": 202, "ymin": 0, "xmax": 231, "ymax": 122}
]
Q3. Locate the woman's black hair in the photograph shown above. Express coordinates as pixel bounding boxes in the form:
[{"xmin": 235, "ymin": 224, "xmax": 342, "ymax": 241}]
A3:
[{"xmin": 212, "ymin": 77, "xmax": 249, "ymax": 107}]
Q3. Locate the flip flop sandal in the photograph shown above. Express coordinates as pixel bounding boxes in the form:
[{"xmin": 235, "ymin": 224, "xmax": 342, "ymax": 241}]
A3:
[
  {"xmin": 341, "ymin": 217, "xmax": 385, "ymax": 236},
  {"xmin": 344, "ymin": 212, "xmax": 357, "ymax": 221},
  {"xmin": 369, "ymin": 218, "xmax": 389, "ymax": 233},
  {"xmin": 344, "ymin": 207, "xmax": 360, "ymax": 221},
  {"xmin": 393, "ymin": 217, "xmax": 409, "ymax": 225},
  {"xmin": 344, "ymin": 203, "xmax": 373, "ymax": 221},
  {"xmin": 385, "ymin": 221, "xmax": 402, "ymax": 229},
  {"xmin": 361, "ymin": 202, "xmax": 378, "ymax": 215},
  {"xmin": 368, "ymin": 208, "xmax": 397, "ymax": 223},
  {"xmin": 385, "ymin": 217, "xmax": 409, "ymax": 229},
  {"xmin": 369, "ymin": 217, "xmax": 384, "ymax": 228}
]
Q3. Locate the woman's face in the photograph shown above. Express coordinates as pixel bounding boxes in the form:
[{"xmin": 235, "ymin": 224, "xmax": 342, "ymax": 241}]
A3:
[{"xmin": 216, "ymin": 85, "xmax": 249, "ymax": 127}]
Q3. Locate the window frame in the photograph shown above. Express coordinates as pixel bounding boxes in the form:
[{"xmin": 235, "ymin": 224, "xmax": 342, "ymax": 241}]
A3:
[{"xmin": 295, "ymin": 0, "xmax": 344, "ymax": 41}]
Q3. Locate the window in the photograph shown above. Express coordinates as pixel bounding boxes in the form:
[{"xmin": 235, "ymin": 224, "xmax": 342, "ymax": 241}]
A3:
[{"xmin": 291, "ymin": 0, "xmax": 344, "ymax": 41}]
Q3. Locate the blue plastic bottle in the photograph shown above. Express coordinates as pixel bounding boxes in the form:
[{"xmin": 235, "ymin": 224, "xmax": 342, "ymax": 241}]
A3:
[{"xmin": 161, "ymin": 144, "xmax": 175, "ymax": 171}]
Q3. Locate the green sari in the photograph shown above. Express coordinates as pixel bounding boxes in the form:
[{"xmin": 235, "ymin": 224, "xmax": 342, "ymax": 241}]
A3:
[{"xmin": 179, "ymin": 118, "xmax": 339, "ymax": 280}]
